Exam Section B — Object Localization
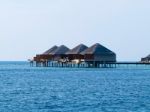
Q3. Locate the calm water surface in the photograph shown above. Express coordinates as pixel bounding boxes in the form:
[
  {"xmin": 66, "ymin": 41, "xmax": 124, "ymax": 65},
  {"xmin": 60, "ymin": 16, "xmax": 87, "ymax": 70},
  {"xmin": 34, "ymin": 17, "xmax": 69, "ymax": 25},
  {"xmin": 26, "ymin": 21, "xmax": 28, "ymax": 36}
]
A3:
[{"xmin": 0, "ymin": 62, "xmax": 150, "ymax": 112}]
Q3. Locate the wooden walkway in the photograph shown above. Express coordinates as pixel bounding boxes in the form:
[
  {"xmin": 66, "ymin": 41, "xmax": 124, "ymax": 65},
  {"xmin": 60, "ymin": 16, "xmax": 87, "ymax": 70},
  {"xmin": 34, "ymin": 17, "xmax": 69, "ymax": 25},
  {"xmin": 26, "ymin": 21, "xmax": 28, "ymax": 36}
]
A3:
[
  {"xmin": 111, "ymin": 62, "xmax": 150, "ymax": 64},
  {"xmin": 30, "ymin": 61, "xmax": 150, "ymax": 68}
]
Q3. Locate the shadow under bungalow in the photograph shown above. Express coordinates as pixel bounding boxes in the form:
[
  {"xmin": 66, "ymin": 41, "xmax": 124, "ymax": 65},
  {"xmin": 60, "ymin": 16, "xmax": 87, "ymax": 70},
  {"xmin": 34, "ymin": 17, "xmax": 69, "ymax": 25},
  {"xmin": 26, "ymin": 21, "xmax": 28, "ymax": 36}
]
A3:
[{"xmin": 32, "ymin": 43, "xmax": 117, "ymax": 68}]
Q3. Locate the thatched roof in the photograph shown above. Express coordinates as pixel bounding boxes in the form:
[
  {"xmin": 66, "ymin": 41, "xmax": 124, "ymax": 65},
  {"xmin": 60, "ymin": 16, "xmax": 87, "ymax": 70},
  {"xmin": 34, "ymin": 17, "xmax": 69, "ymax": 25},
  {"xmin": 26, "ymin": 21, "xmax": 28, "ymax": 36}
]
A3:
[
  {"xmin": 146, "ymin": 54, "xmax": 150, "ymax": 58},
  {"xmin": 81, "ymin": 43, "xmax": 115, "ymax": 55},
  {"xmin": 66, "ymin": 44, "xmax": 88, "ymax": 54},
  {"xmin": 144, "ymin": 54, "xmax": 150, "ymax": 58},
  {"xmin": 43, "ymin": 45, "xmax": 58, "ymax": 54},
  {"xmin": 51, "ymin": 45, "xmax": 70, "ymax": 55}
]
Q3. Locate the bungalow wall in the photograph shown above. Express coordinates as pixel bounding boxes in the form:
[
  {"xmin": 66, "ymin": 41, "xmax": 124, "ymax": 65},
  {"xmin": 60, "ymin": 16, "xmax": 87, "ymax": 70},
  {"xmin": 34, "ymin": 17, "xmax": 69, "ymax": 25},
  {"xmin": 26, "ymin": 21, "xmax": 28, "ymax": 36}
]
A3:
[
  {"xmin": 94, "ymin": 54, "xmax": 116, "ymax": 62},
  {"xmin": 67, "ymin": 54, "xmax": 84, "ymax": 60},
  {"xmin": 141, "ymin": 57, "xmax": 150, "ymax": 62},
  {"xmin": 53, "ymin": 54, "xmax": 68, "ymax": 61},
  {"xmin": 84, "ymin": 54, "xmax": 116, "ymax": 62}
]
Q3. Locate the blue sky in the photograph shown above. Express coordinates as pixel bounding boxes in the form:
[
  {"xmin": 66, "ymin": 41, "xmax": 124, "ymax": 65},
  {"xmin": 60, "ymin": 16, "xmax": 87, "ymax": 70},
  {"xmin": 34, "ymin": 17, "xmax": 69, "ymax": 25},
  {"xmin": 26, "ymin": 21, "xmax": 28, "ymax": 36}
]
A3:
[{"xmin": 0, "ymin": 0, "xmax": 150, "ymax": 61}]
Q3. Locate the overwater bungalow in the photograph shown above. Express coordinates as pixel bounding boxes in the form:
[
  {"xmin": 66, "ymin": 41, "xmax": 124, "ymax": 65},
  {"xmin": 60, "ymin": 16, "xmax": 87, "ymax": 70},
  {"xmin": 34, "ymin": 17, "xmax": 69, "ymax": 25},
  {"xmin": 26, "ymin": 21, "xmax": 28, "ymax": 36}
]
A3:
[
  {"xmin": 141, "ymin": 54, "xmax": 150, "ymax": 63},
  {"xmin": 51, "ymin": 45, "xmax": 70, "ymax": 62},
  {"xmin": 33, "ymin": 45, "xmax": 58, "ymax": 62},
  {"xmin": 32, "ymin": 43, "xmax": 117, "ymax": 68},
  {"xmin": 66, "ymin": 44, "xmax": 88, "ymax": 63},
  {"xmin": 30, "ymin": 43, "xmax": 150, "ymax": 68},
  {"xmin": 81, "ymin": 43, "xmax": 116, "ymax": 67}
]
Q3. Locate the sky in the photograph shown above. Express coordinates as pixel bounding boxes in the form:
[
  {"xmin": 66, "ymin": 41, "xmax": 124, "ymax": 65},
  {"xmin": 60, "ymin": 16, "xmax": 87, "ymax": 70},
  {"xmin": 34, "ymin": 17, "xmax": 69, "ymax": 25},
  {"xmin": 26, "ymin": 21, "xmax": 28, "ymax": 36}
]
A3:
[{"xmin": 0, "ymin": 0, "xmax": 150, "ymax": 61}]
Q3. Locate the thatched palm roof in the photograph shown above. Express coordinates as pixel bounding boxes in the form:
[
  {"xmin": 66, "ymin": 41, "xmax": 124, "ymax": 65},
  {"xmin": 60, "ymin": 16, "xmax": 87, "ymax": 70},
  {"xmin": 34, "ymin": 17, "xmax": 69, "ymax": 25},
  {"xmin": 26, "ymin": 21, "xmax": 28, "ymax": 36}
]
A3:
[
  {"xmin": 51, "ymin": 45, "xmax": 70, "ymax": 55},
  {"xmin": 81, "ymin": 43, "xmax": 115, "ymax": 55},
  {"xmin": 146, "ymin": 54, "xmax": 150, "ymax": 58},
  {"xmin": 144, "ymin": 54, "xmax": 150, "ymax": 59},
  {"xmin": 43, "ymin": 45, "xmax": 58, "ymax": 54},
  {"xmin": 66, "ymin": 44, "xmax": 88, "ymax": 54}
]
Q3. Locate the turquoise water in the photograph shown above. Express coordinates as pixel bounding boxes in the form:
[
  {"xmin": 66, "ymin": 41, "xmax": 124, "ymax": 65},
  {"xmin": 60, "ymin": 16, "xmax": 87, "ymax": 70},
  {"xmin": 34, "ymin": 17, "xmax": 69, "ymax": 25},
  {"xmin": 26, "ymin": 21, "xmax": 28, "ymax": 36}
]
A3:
[{"xmin": 0, "ymin": 62, "xmax": 150, "ymax": 112}]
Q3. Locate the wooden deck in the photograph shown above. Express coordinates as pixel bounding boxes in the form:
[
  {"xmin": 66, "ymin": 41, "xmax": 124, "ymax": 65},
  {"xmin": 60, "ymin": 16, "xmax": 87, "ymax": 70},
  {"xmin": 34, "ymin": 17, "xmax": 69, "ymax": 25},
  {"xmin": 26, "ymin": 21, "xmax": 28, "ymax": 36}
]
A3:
[
  {"xmin": 30, "ymin": 61, "xmax": 150, "ymax": 68},
  {"xmin": 107, "ymin": 62, "xmax": 150, "ymax": 65}
]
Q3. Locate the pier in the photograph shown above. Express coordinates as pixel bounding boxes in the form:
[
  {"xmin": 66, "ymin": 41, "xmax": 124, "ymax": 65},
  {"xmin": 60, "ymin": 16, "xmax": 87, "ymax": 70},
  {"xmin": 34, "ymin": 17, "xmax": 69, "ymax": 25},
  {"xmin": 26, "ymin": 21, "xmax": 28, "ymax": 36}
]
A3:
[
  {"xmin": 30, "ymin": 61, "xmax": 150, "ymax": 68},
  {"xmin": 30, "ymin": 43, "xmax": 150, "ymax": 68}
]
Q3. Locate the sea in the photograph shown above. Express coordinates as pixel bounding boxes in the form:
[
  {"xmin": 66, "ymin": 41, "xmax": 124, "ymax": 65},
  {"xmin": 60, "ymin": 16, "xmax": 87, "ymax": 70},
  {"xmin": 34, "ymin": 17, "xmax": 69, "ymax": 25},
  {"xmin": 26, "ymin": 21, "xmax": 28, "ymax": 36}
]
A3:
[{"xmin": 0, "ymin": 61, "xmax": 150, "ymax": 112}]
